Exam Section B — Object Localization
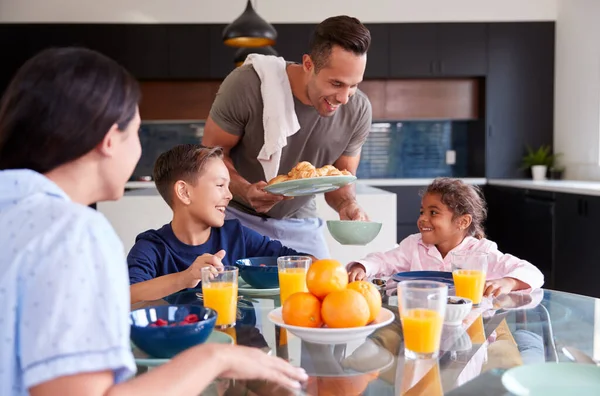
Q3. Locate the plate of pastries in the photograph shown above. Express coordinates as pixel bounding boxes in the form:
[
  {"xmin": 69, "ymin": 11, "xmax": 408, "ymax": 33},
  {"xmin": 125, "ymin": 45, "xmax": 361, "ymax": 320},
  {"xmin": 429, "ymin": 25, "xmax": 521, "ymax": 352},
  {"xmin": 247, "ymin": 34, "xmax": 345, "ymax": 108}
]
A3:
[{"xmin": 263, "ymin": 161, "xmax": 357, "ymax": 197}]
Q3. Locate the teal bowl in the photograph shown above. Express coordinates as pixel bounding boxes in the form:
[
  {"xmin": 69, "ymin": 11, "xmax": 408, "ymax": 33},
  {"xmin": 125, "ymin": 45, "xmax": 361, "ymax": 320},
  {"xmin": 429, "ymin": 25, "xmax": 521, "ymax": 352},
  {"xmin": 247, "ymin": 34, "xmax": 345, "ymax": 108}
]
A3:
[{"xmin": 326, "ymin": 220, "xmax": 382, "ymax": 245}]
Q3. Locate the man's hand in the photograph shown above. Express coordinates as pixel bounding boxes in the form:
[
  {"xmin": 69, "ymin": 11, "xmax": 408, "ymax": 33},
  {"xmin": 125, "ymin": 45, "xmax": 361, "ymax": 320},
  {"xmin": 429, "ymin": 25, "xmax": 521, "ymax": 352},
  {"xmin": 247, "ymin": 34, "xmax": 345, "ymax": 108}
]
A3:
[
  {"xmin": 244, "ymin": 181, "xmax": 292, "ymax": 213},
  {"xmin": 338, "ymin": 200, "xmax": 369, "ymax": 221}
]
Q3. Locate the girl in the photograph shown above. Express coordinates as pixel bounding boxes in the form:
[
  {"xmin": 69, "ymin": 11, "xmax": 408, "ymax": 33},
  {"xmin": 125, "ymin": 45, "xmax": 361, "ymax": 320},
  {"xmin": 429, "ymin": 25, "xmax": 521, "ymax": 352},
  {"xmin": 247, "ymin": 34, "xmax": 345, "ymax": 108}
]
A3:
[
  {"xmin": 0, "ymin": 47, "xmax": 306, "ymax": 396},
  {"xmin": 347, "ymin": 178, "xmax": 543, "ymax": 297}
]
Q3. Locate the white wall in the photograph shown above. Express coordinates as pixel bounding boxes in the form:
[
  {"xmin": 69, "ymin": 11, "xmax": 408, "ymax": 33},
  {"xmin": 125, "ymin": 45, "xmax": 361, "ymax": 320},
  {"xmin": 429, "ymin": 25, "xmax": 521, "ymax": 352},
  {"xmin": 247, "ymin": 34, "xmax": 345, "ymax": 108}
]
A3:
[
  {"xmin": 554, "ymin": 0, "xmax": 600, "ymax": 180},
  {"xmin": 0, "ymin": 0, "xmax": 557, "ymax": 23}
]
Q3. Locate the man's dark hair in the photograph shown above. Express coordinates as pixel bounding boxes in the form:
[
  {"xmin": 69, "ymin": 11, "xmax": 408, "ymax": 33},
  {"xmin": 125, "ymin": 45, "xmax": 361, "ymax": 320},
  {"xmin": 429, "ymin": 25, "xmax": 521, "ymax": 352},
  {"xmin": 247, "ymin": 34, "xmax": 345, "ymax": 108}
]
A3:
[{"xmin": 309, "ymin": 15, "xmax": 371, "ymax": 72}]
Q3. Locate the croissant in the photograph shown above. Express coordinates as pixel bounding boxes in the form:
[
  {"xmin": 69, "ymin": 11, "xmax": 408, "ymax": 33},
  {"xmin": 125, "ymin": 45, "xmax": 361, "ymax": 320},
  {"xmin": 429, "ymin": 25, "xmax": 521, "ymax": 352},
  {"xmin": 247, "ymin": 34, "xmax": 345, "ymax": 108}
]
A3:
[
  {"xmin": 316, "ymin": 165, "xmax": 337, "ymax": 177},
  {"xmin": 267, "ymin": 174, "xmax": 290, "ymax": 185},
  {"xmin": 267, "ymin": 161, "xmax": 352, "ymax": 185}
]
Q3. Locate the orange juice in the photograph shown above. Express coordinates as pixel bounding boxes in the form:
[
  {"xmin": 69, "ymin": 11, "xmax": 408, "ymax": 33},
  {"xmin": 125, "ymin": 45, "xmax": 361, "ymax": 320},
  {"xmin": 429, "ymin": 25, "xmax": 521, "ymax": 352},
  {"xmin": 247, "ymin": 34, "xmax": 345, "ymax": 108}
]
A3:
[
  {"xmin": 202, "ymin": 282, "xmax": 238, "ymax": 327},
  {"xmin": 466, "ymin": 315, "xmax": 486, "ymax": 343},
  {"xmin": 278, "ymin": 268, "xmax": 307, "ymax": 304},
  {"xmin": 401, "ymin": 308, "xmax": 444, "ymax": 355},
  {"xmin": 453, "ymin": 269, "xmax": 486, "ymax": 304}
]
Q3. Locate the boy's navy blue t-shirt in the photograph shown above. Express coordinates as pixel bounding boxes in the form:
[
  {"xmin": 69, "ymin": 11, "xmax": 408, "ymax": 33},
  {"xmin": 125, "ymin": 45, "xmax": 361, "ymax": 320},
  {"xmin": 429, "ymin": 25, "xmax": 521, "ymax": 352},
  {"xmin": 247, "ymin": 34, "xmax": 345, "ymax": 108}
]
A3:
[{"xmin": 127, "ymin": 219, "xmax": 302, "ymax": 284}]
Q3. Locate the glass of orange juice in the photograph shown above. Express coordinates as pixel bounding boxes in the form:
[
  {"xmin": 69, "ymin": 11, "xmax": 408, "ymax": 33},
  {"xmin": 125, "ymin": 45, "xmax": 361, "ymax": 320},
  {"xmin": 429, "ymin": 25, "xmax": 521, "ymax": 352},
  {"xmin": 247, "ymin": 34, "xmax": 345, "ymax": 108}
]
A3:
[
  {"xmin": 398, "ymin": 280, "xmax": 448, "ymax": 359},
  {"xmin": 201, "ymin": 266, "xmax": 238, "ymax": 329},
  {"xmin": 277, "ymin": 256, "xmax": 312, "ymax": 305},
  {"xmin": 451, "ymin": 251, "xmax": 488, "ymax": 306}
]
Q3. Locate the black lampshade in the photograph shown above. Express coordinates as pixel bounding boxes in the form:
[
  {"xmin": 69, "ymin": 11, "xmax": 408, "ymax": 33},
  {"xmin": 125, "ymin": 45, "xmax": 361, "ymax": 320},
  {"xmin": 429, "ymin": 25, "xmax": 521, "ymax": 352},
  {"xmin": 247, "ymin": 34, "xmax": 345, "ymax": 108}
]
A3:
[
  {"xmin": 234, "ymin": 46, "xmax": 278, "ymax": 67},
  {"xmin": 223, "ymin": 0, "xmax": 277, "ymax": 48}
]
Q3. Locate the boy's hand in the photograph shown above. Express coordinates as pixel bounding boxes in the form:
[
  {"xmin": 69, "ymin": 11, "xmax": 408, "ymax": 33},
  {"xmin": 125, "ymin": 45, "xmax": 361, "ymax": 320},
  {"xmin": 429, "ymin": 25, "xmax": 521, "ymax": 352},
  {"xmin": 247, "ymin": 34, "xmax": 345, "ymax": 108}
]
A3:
[
  {"xmin": 348, "ymin": 263, "xmax": 367, "ymax": 282},
  {"xmin": 484, "ymin": 277, "xmax": 518, "ymax": 298},
  {"xmin": 181, "ymin": 250, "xmax": 226, "ymax": 289}
]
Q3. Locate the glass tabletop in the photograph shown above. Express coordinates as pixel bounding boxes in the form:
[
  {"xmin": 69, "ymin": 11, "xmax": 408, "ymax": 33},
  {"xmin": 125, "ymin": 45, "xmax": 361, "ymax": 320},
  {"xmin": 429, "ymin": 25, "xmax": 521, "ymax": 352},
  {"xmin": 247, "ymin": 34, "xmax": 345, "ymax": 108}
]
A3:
[{"xmin": 130, "ymin": 286, "xmax": 600, "ymax": 395}]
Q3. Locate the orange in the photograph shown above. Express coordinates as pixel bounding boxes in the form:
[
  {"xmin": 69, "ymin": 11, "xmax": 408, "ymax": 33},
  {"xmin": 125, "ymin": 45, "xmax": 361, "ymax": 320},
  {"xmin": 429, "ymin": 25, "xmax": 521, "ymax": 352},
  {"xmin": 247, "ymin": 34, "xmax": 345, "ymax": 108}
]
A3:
[
  {"xmin": 347, "ymin": 280, "xmax": 382, "ymax": 323},
  {"xmin": 306, "ymin": 372, "xmax": 380, "ymax": 396},
  {"xmin": 306, "ymin": 259, "xmax": 348, "ymax": 299},
  {"xmin": 321, "ymin": 289, "xmax": 370, "ymax": 328},
  {"xmin": 282, "ymin": 292, "xmax": 323, "ymax": 328}
]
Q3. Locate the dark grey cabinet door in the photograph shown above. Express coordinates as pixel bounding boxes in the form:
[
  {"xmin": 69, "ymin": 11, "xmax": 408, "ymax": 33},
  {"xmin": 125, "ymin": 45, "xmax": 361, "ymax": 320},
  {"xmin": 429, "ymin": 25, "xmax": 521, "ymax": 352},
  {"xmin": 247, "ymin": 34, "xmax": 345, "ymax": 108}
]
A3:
[
  {"xmin": 208, "ymin": 24, "xmax": 236, "ymax": 79},
  {"xmin": 272, "ymin": 24, "xmax": 313, "ymax": 64},
  {"xmin": 76, "ymin": 25, "xmax": 170, "ymax": 80},
  {"xmin": 389, "ymin": 24, "xmax": 437, "ymax": 78},
  {"xmin": 167, "ymin": 25, "xmax": 211, "ymax": 79},
  {"xmin": 363, "ymin": 24, "xmax": 389, "ymax": 79},
  {"xmin": 485, "ymin": 22, "xmax": 555, "ymax": 179},
  {"xmin": 437, "ymin": 23, "xmax": 487, "ymax": 76},
  {"xmin": 554, "ymin": 193, "xmax": 600, "ymax": 298}
]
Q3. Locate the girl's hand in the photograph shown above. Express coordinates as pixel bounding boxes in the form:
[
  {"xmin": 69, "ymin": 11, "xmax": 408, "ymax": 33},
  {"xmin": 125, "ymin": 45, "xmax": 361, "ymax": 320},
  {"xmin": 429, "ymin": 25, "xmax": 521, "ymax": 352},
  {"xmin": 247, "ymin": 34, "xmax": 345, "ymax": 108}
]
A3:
[
  {"xmin": 348, "ymin": 264, "xmax": 367, "ymax": 282},
  {"xmin": 483, "ymin": 277, "xmax": 519, "ymax": 298}
]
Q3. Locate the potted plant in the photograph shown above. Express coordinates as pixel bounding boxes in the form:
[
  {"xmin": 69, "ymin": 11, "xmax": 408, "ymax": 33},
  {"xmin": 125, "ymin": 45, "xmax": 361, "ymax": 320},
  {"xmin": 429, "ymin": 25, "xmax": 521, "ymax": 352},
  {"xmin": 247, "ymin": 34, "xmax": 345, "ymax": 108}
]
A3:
[{"xmin": 521, "ymin": 145, "xmax": 558, "ymax": 181}]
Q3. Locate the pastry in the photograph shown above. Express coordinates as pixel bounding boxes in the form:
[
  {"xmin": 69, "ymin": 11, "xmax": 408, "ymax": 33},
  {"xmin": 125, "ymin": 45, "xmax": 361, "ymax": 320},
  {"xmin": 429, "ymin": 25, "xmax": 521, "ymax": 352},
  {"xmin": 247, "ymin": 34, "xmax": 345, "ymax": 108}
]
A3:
[
  {"xmin": 267, "ymin": 174, "xmax": 290, "ymax": 185},
  {"xmin": 267, "ymin": 161, "xmax": 353, "ymax": 185}
]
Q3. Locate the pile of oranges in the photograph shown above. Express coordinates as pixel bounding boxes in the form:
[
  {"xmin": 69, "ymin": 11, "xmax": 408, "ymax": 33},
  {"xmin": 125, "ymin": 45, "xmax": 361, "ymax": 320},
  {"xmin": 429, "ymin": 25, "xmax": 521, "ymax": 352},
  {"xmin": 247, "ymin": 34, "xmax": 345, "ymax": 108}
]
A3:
[{"xmin": 282, "ymin": 259, "xmax": 382, "ymax": 329}]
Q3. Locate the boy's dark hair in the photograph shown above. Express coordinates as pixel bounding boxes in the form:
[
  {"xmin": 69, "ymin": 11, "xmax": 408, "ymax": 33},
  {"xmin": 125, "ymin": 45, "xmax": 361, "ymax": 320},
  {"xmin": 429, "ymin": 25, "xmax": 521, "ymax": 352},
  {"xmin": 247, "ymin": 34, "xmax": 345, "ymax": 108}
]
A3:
[
  {"xmin": 153, "ymin": 144, "xmax": 224, "ymax": 207},
  {"xmin": 309, "ymin": 15, "xmax": 371, "ymax": 72},
  {"xmin": 0, "ymin": 47, "xmax": 140, "ymax": 172},
  {"xmin": 421, "ymin": 178, "xmax": 488, "ymax": 239}
]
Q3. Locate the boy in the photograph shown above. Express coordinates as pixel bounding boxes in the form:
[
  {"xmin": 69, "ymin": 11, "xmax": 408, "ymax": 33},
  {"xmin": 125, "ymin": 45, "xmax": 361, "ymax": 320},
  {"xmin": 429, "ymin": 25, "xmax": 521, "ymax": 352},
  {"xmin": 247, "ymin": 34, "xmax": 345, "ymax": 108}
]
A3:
[{"xmin": 128, "ymin": 144, "xmax": 308, "ymax": 304}]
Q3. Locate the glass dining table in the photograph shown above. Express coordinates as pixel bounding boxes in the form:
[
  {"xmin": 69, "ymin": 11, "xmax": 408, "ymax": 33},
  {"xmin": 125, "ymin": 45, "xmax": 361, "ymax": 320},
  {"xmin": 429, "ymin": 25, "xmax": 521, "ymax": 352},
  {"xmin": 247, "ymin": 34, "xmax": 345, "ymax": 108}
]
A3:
[{"xmin": 131, "ymin": 284, "xmax": 600, "ymax": 395}]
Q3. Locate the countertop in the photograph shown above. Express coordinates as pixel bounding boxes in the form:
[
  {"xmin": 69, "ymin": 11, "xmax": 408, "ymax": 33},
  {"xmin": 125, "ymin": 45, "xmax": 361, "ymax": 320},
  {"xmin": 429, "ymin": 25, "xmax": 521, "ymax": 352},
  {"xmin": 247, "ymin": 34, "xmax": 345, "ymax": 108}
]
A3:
[
  {"xmin": 126, "ymin": 178, "xmax": 600, "ymax": 196},
  {"xmin": 488, "ymin": 179, "xmax": 600, "ymax": 196},
  {"xmin": 126, "ymin": 178, "xmax": 487, "ymax": 189},
  {"xmin": 124, "ymin": 182, "xmax": 395, "ymax": 196}
]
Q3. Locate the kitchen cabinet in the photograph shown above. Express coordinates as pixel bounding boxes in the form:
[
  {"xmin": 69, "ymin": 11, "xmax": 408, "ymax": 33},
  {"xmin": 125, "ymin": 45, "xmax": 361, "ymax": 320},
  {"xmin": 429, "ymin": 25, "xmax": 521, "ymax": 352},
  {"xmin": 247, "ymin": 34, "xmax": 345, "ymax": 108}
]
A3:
[
  {"xmin": 167, "ymin": 25, "xmax": 212, "ymax": 79},
  {"xmin": 208, "ymin": 24, "xmax": 236, "ymax": 79},
  {"xmin": 485, "ymin": 186, "xmax": 555, "ymax": 287},
  {"xmin": 363, "ymin": 24, "xmax": 390, "ymax": 79},
  {"xmin": 374, "ymin": 185, "xmax": 423, "ymax": 242},
  {"xmin": 485, "ymin": 22, "xmax": 555, "ymax": 179},
  {"xmin": 554, "ymin": 193, "xmax": 600, "ymax": 298},
  {"xmin": 389, "ymin": 23, "xmax": 487, "ymax": 78},
  {"xmin": 272, "ymin": 24, "xmax": 313, "ymax": 64}
]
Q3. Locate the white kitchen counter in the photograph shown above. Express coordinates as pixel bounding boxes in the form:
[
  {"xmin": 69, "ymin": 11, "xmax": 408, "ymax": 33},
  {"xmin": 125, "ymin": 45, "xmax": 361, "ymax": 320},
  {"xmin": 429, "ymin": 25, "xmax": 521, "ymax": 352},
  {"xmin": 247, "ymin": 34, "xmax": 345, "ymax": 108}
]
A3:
[
  {"xmin": 356, "ymin": 178, "xmax": 487, "ymax": 186},
  {"xmin": 98, "ymin": 184, "xmax": 397, "ymax": 264},
  {"xmin": 488, "ymin": 179, "xmax": 600, "ymax": 196},
  {"xmin": 126, "ymin": 178, "xmax": 487, "ymax": 189}
]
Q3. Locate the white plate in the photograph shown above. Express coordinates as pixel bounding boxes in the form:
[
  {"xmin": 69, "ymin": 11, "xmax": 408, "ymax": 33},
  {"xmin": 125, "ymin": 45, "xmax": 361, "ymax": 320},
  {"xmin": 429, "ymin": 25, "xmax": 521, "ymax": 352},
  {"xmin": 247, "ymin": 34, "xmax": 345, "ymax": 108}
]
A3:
[
  {"xmin": 502, "ymin": 362, "xmax": 600, "ymax": 395},
  {"xmin": 263, "ymin": 175, "xmax": 357, "ymax": 197},
  {"xmin": 238, "ymin": 282, "xmax": 280, "ymax": 297},
  {"xmin": 268, "ymin": 307, "xmax": 395, "ymax": 345}
]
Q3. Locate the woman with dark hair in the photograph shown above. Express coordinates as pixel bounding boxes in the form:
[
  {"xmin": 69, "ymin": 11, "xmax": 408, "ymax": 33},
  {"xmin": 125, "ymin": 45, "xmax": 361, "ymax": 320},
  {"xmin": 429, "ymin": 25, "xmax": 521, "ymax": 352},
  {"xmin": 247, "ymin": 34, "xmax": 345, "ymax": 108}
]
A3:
[{"xmin": 0, "ymin": 47, "xmax": 307, "ymax": 396}]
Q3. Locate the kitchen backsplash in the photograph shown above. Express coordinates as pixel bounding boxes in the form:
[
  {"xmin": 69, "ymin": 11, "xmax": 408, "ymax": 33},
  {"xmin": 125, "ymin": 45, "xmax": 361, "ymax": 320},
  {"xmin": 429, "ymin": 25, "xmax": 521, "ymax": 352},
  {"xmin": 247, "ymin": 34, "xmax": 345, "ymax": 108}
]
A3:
[{"xmin": 132, "ymin": 120, "xmax": 475, "ymax": 180}]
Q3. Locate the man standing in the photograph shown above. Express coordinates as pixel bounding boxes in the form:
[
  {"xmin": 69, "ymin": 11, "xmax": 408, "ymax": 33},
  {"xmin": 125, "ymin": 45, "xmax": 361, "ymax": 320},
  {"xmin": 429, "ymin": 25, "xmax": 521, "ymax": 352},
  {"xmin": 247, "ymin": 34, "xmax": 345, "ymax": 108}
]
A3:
[{"xmin": 202, "ymin": 15, "xmax": 372, "ymax": 258}]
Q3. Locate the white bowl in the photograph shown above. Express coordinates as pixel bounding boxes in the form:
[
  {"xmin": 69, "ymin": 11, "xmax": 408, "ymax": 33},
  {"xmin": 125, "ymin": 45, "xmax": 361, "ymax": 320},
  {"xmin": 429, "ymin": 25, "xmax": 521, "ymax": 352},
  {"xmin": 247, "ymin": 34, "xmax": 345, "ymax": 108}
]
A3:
[
  {"xmin": 444, "ymin": 296, "xmax": 473, "ymax": 326},
  {"xmin": 267, "ymin": 307, "xmax": 395, "ymax": 345},
  {"xmin": 441, "ymin": 325, "xmax": 473, "ymax": 352}
]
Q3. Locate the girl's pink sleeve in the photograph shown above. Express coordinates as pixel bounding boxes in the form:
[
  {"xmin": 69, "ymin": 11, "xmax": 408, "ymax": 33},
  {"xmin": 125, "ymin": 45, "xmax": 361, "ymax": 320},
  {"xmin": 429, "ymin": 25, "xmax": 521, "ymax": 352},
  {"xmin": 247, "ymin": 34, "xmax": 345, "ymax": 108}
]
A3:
[
  {"xmin": 347, "ymin": 235, "xmax": 416, "ymax": 278},
  {"xmin": 481, "ymin": 239, "xmax": 545, "ymax": 290}
]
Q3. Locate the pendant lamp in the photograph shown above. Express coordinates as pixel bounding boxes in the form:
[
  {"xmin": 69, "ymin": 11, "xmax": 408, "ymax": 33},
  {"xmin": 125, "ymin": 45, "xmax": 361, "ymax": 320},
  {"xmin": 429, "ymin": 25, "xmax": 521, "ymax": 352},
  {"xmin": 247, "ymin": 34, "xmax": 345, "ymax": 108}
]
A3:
[
  {"xmin": 222, "ymin": 0, "xmax": 277, "ymax": 48},
  {"xmin": 234, "ymin": 46, "xmax": 278, "ymax": 67}
]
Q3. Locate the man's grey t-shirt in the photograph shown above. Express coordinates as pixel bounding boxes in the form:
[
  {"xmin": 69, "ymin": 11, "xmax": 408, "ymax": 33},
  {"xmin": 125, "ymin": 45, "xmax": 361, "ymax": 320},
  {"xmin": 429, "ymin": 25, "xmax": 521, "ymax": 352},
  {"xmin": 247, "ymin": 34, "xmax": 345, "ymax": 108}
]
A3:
[{"xmin": 209, "ymin": 64, "xmax": 372, "ymax": 220}]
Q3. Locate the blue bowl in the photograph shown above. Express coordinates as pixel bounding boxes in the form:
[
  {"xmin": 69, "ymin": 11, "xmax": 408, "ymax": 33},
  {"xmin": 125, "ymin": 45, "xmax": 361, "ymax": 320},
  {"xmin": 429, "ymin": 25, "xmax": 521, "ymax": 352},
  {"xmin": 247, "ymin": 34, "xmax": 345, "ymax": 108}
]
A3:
[
  {"xmin": 130, "ymin": 305, "xmax": 217, "ymax": 358},
  {"xmin": 234, "ymin": 257, "xmax": 279, "ymax": 289},
  {"xmin": 392, "ymin": 271, "xmax": 454, "ymax": 285}
]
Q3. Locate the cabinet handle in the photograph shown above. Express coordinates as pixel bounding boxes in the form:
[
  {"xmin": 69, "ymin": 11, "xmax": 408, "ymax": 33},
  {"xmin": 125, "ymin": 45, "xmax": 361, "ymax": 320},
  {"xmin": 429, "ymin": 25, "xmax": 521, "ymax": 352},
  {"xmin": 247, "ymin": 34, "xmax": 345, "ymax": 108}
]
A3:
[{"xmin": 487, "ymin": 125, "xmax": 493, "ymax": 137}]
